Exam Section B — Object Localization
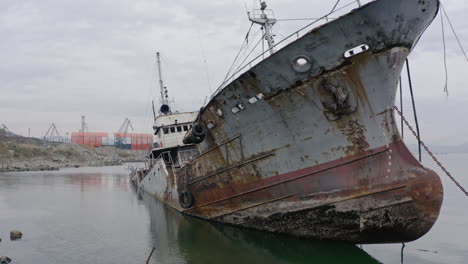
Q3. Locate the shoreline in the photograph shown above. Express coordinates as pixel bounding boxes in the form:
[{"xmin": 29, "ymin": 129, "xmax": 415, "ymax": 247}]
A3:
[
  {"xmin": 0, "ymin": 159, "xmax": 145, "ymax": 173},
  {"xmin": 0, "ymin": 140, "xmax": 147, "ymax": 173}
]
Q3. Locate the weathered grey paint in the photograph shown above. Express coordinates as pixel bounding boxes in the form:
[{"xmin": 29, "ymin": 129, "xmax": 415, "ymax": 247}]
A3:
[{"xmin": 136, "ymin": 0, "xmax": 443, "ymax": 243}]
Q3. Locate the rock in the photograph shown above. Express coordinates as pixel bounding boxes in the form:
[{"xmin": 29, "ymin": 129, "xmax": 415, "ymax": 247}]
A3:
[
  {"xmin": 10, "ymin": 230, "xmax": 22, "ymax": 240},
  {"xmin": 0, "ymin": 256, "xmax": 11, "ymax": 264}
]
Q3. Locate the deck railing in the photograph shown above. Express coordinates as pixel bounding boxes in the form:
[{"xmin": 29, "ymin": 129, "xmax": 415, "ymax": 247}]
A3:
[{"xmin": 210, "ymin": 0, "xmax": 373, "ymax": 101}]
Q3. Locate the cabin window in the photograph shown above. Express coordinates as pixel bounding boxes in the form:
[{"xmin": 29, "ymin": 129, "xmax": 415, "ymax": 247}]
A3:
[
  {"xmin": 190, "ymin": 125, "xmax": 193, "ymax": 129},
  {"xmin": 163, "ymin": 127, "xmax": 169, "ymax": 134},
  {"xmin": 177, "ymin": 126, "xmax": 182, "ymax": 132},
  {"xmin": 170, "ymin": 127, "xmax": 175, "ymax": 133},
  {"xmin": 183, "ymin": 125, "xmax": 188, "ymax": 131}
]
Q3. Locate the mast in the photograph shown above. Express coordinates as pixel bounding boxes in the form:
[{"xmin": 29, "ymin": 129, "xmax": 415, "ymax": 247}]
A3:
[
  {"xmin": 156, "ymin": 52, "xmax": 170, "ymax": 115},
  {"xmin": 248, "ymin": 1, "xmax": 277, "ymax": 55}
]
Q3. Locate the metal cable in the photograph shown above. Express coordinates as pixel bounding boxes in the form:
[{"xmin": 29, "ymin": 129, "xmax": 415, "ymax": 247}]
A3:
[
  {"xmin": 230, "ymin": 33, "xmax": 266, "ymax": 78},
  {"xmin": 406, "ymin": 59, "xmax": 422, "ymax": 162},
  {"xmin": 276, "ymin": 18, "xmax": 338, "ymax": 21},
  {"xmin": 211, "ymin": 0, "xmax": 360, "ymax": 97},
  {"xmin": 441, "ymin": 5, "xmax": 468, "ymax": 64},
  {"xmin": 221, "ymin": 23, "xmax": 254, "ymax": 84},
  {"xmin": 441, "ymin": 11, "xmax": 449, "ymax": 96},
  {"xmin": 230, "ymin": 28, "xmax": 263, "ymax": 74},
  {"xmin": 394, "ymin": 106, "xmax": 468, "ymax": 197},
  {"xmin": 399, "ymin": 77, "xmax": 404, "ymax": 139},
  {"xmin": 145, "ymin": 248, "xmax": 156, "ymax": 264},
  {"xmin": 400, "ymin": 243, "xmax": 405, "ymax": 264},
  {"xmin": 330, "ymin": 0, "xmax": 341, "ymax": 14}
]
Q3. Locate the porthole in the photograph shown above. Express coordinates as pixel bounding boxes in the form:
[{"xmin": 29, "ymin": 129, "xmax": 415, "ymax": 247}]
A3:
[{"xmin": 291, "ymin": 55, "xmax": 312, "ymax": 73}]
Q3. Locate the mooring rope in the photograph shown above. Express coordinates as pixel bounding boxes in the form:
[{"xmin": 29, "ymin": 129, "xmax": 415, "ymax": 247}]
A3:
[
  {"xmin": 399, "ymin": 77, "xmax": 404, "ymax": 139},
  {"xmin": 440, "ymin": 9, "xmax": 449, "ymax": 96},
  {"xmin": 401, "ymin": 243, "xmax": 405, "ymax": 264},
  {"xmin": 405, "ymin": 59, "xmax": 422, "ymax": 162},
  {"xmin": 394, "ymin": 106, "xmax": 468, "ymax": 197},
  {"xmin": 145, "ymin": 247, "xmax": 156, "ymax": 264},
  {"xmin": 441, "ymin": 4, "xmax": 468, "ymax": 65}
]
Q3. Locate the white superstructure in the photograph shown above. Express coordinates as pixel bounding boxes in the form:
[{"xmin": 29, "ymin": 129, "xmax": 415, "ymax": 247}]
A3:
[
  {"xmin": 153, "ymin": 112, "xmax": 197, "ymax": 148},
  {"xmin": 130, "ymin": 52, "xmax": 200, "ymax": 210}
]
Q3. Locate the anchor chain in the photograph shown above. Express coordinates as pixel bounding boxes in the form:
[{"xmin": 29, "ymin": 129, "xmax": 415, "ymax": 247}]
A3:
[{"xmin": 394, "ymin": 106, "xmax": 468, "ymax": 197}]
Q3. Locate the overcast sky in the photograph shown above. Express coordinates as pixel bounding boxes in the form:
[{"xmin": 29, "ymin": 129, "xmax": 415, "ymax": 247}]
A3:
[{"xmin": 1, "ymin": 0, "xmax": 468, "ymax": 146}]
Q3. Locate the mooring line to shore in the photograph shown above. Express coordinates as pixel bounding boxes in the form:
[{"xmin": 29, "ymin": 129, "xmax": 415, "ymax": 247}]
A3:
[
  {"xmin": 394, "ymin": 106, "xmax": 468, "ymax": 197},
  {"xmin": 145, "ymin": 247, "xmax": 156, "ymax": 264}
]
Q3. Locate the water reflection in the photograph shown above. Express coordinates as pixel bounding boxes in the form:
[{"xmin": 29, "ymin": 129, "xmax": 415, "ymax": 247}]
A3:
[
  {"xmin": 71, "ymin": 174, "xmax": 103, "ymax": 191},
  {"xmin": 2, "ymin": 162, "xmax": 464, "ymax": 263},
  {"xmin": 139, "ymin": 191, "xmax": 381, "ymax": 264},
  {"xmin": 0, "ymin": 168, "xmax": 130, "ymax": 192}
]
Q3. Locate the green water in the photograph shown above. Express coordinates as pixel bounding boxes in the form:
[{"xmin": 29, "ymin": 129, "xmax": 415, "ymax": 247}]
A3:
[
  {"xmin": 142, "ymin": 191, "xmax": 379, "ymax": 264},
  {"xmin": 0, "ymin": 153, "xmax": 467, "ymax": 263}
]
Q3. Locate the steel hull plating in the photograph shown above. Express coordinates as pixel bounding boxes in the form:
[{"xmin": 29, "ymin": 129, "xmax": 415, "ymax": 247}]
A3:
[{"xmin": 138, "ymin": 0, "xmax": 443, "ymax": 243}]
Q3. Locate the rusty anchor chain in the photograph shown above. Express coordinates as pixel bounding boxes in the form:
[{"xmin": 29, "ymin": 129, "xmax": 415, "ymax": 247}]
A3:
[{"xmin": 394, "ymin": 106, "xmax": 468, "ymax": 197}]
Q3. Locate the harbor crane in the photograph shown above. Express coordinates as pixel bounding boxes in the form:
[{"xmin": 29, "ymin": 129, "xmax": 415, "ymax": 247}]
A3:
[
  {"xmin": 0, "ymin": 124, "xmax": 9, "ymax": 132},
  {"xmin": 115, "ymin": 118, "xmax": 134, "ymax": 147},
  {"xmin": 42, "ymin": 123, "xmax": 61, "ymax": 143}
]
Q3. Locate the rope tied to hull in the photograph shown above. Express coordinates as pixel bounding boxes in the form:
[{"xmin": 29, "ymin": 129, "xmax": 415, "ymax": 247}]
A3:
[{"xmin": 394, "ymin": 106, "xmax": 468, "ymax": 197}]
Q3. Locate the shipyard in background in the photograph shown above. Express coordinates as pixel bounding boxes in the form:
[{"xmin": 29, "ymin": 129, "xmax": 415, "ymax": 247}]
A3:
[
  {"xmin": 129, "ymin": 0, "xmax": 455, "ymax": 244},
  {"xmin": 2, "ymin": 0, "xmax": 468, "ymax": 263}
]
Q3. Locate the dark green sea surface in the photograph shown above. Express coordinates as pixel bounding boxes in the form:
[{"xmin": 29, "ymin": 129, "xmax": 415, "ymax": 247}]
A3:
[{"xmin": 0, "ymin": 153, "xmax": 467, "ymax": 263}]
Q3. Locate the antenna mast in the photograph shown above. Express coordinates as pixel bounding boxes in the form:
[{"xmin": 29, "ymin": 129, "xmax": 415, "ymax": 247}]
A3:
[
  {"xmin": 80, "ymin": 115, "xmax": 88, "ymax": 132},
  {"xmin": 248, "ymin": 1, "xmax": 277, "ymax": 55},
  {"xmin": 156, "ymin": 52, "xmax": 171, "ymax": 115}
]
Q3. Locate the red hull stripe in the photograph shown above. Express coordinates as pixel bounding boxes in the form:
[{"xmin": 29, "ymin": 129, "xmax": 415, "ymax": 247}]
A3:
[{"xmin": 185, "ymin": 144, "xmax": 395, "ymax": 211}]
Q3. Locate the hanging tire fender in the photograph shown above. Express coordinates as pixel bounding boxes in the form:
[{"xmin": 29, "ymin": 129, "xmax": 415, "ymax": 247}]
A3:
[
  {"xmin": 182, "ymin": 124, "xmax": 206, "ymax": 144},
  {"xmin": 192, "ymin": 124, "xmax": 205, "ymax": 138},
  {"xmin": 179, "ymin": 191, "xmax": 194, "ymax": 209}
]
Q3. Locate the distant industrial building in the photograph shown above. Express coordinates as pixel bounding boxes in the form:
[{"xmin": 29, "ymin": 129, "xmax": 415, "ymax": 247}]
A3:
[
  {"xmin": 70, "ymin": 132, "xmax": 152, "ymax": 150},
  {"xmin": 70, "ymin": 116, "xmax": 153, "ymax": 150},
  {"xmin": 113, "ymin": 133, "xmax": 153, "ymax": 151},
  {"xmin": 71, "ymin": 132, "xmax": 108, "ymax": 148}
]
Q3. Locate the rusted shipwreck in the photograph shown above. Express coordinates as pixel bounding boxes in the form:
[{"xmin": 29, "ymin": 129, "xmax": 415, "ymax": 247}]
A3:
[{"xmin": 132, "ymin": 0, "xmax": 443, "ymax": 243}]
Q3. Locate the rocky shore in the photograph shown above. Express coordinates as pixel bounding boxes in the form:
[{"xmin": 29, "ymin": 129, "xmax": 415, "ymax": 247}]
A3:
[{"xmin": 0, "ymin": 141, "xmax": 146, "ymax": 173}]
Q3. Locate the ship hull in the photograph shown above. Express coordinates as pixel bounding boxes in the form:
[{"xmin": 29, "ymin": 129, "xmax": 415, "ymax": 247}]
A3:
[
  {"xmin": 199, "ymin": 141, "xmax": 442, "ymax": 243},
  {"xmin": 137, "ymin": 0, "xmax": 443, "ymax": 243}
]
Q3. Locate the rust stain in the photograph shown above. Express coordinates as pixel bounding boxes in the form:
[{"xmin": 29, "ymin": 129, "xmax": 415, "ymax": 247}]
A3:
[{"xmin": 336, "ymin": 118, "xmax": 370, "ymax": 155}]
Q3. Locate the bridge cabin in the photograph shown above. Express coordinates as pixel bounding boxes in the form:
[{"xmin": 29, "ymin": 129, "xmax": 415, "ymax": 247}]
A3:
[{"xmin": 151, "ymin": 112, "xmax": 199, "ymax": 168}]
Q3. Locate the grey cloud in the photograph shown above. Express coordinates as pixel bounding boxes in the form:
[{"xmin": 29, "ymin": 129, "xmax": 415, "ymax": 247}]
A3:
[{"xmin": 0, "ymin": 0, "xmax": 467, "ymax": 146}]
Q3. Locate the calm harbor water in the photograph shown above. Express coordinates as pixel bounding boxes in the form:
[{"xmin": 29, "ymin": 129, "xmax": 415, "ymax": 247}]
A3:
[{"xmin": 0, "ymin": 154, "xmax": 467, "ymax": 264}]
